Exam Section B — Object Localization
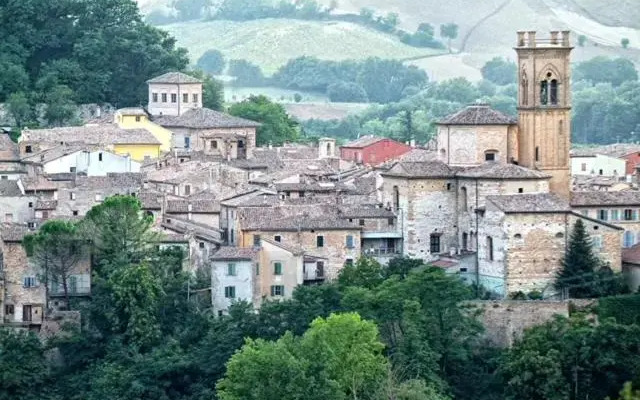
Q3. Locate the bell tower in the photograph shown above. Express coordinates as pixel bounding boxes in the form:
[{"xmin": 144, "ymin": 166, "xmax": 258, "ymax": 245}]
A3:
[{"xmin": 515, "ymin": 31, "xmax": 573, "ymax": 197}]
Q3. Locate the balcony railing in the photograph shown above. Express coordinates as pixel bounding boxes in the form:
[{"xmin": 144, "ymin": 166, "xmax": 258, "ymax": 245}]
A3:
[
  {"xmin": 303, "ymin": 269, "xmax": 325, "ymax": 281},
  {"xmin": 363, "ymin": 247, "xmax": 402, "ymax": 257}
]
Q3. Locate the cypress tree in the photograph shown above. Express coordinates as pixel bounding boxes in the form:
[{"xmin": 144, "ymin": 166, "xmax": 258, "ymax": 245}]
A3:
[{"xmin": 555, "ymin": 219, "xmax": 602, "ymax": 298}]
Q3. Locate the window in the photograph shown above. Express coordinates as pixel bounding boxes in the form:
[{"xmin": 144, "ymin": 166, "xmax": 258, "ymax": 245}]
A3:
[
  {"xmin": 388, "ymin": 218, "xmax": 394, "ymax": 226},
  {"xmin": 70, "ymin": 192, "xmax": 76, "ymax": 200},
  {"xmin": 359, "ymin": 219, "xmax": 365, "ymax": 226},
  {"xmin": 486, "ymin": 236, "xmax": 494, "ymax": 261},
  {"xmin": 485, "ymin": 152, "xmax": 496, "ymax": 161},
  {"xmin": 227, "ymin": 263, "xmax": 237, "ymax": 276},
  {"xmin": 184, "ymin": 137, "xmax": 191, "ymax": 149},
  {"xmin": 514, "ymin": 233, "xmax": 522, "ymax": 239},
  {"xmin": 224, "ymin": 286, "xmax": 236, "ymax": 299},
  {"xmin": 592, "ymin": 235, "xmax": 602, "ymax": 249},
  {"xmin": 25, "ymin": 145, "xmax": 32, "ymax": 153},
  {"xmin": 183, "ymin": 93, "xmax": 189, "ymax": 103},
  {"xmin": 624, "ymin": 231, "xmax": 635, "ymax": 248},
  {"xmin": 1, "ymin": 175, "xmax": 7, "ymax": 180},
  {"xmin": 270, "ymin": 285, "xmax": 285, "ymax": 296},
  {"xmin": 171, "ymin": 93, "xmax": 177, "ymax": 103},
  {"xmin": 28, "ymin": 222, "xmax": 36, "ymax": 229},
  {"xmin": 184, "ymin": 184, "xmax": 191, "ymax": 196},
  {"xmin": 23, "ymin": 305, "xmax": 32, "ymax": 322},
  {"xmin": 429, "ymin": 234, "xmax": 441, "ymax": 254},
  {"xmin": 253, "ymin": 234, "xmax": 261, "ymax": 247},
  {"xmin": 549, "ymin": 79, "xmax": 558, "ymax": 105},
  {"xmin": 461, "ymin": 187, "xmax": 468, "ymax": 210},
  {"xmin": 238, "ymin": 140, "xmax": 244, "ymax": 148},
  {"xmin": 211, "ymin": 140, "xmax": 218, "ymax": 149},
  {"xmin": 4, "ymin": 305, "xmax": 14, "ymax": 315},
  {"xmin": 273, "ymin": 262, "xmax": 282, "ymax": 275},
  {"xmin": 192, "ymin": 93, "xmax": 199, "ymax": 103},
  {"xmin": 624, "ymin": 209, "xmax": 635, "ymax": 221},
  {"xmin": 316, "ymin": 236, "xmax": 324, "ymax": 248},
  {"xmin": 73, "ymin": 210, "xmax": 78, "ymax": 216},
  {"xmin": 540, "ymin": 81, "xmax": 548, "ymax": 105},
  {"xmin": 255, "ymin": 264, "xmax": 260, "ymax": 275},
  {"xmin": 446, "ymin": 183, "xmax": 452, "ymax": 190},
  {"xmin": 135, "ymin": 116, "xmax": 141, "ymax": 122},
  {"xmin": 5, "ymin": 213, "xmax": 13, "ymax": 223},
  {"xmin": 42, "ymin": 210, "xmax": 49, "ymax": 220},
  {"xmin": 28, "ymin": 202, "xmax": 33, "ymax": 208},
  {"xmin": 98, "ymin": 152, "xmax": 103, "ymax": 161},
  {"xmin": 23, "ymin": 276, "xmax": 38, "ymax": 288},
  {"xmin": 274, "ymin": 235, "xmax": 281, "ymax": 242},
  {"xmin": 345, "ymin": 258, "xmax": 353, "ymax": 266},
  {"xmin": 581, "ymin": 163, "xmax": 587, "ymax": 172},
  {"xmin": 611, "ymin": 210, "xmax": 620, "ymax": 221},
  {"xmin": 599, "ymin": 169, "xmax": 603, "ymax": 176},
  {"xmin": 597, "ymin": 209, "xmax": 608, "ymax": 221},
  {"xmin": 152, "ymin": 93, "xmax": 158, "ymax": 102},
  {"xmin": 535, "ymin": 146, "xmax": 540, "ymax": 162},
  {"xmin": 316, "ymin": 261, "xmax": 325, "ymax": 278},
  {"xmin": 199, "ymin": 242, "xmax": 205, "ymax": 249},
  {"xmin": 462, "ymin": 232, "xmax": 468, "ymax": 250},
  {"xmin": 346, "ymin": 235, "xmax": 354, "ymax": 249},
  {"xmin": 161, "ymin": 93, "xmax": 167, "ymax": 102},
  {"xmin": 393, "ymin": 185, "xmax": 400, "ymax": 211},
  {"xmin": 95, "ymin": 194, "xmax": 102, "ymax": 202}
]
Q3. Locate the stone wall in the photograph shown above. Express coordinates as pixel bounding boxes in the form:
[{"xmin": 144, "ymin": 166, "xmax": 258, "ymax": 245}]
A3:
[{"xmin": 471, "ymin": 300, "xmax": 570, "ymax": 347}]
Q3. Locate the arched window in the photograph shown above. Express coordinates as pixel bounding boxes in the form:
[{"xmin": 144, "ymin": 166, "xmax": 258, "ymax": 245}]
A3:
[
  {"xmin": 550, "ymin": 79, "xmax": 558, "ymax": 105},
  {"xmin": 486, "ymin": 236, "xmax": 494, "ymax": 261},
  {"xmin": 461, "ymin": 187, "xmax": 468, "ymax": 211},
  {"xmin": 540, "ymin": 81, "xmax": 548, "ymax": 105}
]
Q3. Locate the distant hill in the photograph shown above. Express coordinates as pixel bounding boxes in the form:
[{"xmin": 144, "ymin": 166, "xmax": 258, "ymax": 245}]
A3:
[{"xmin": 138, "ymin": 0, "xmax": 640, "ymax": 81}]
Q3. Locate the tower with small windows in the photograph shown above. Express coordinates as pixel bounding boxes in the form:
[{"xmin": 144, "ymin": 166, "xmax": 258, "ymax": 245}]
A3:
[{"xmin": 515, "ymin": 31, "xmax": 573, "ymax": 197}]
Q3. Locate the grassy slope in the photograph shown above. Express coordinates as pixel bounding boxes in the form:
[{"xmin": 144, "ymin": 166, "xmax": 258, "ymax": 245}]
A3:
[{"xmin": 163, "ymin": 19, "xmax": 444, "ymax": 75}]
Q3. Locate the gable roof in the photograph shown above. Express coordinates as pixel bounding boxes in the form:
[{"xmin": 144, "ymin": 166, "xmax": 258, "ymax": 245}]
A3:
[
  {"xmin": 0, "ymin": 134, "xmax": 19, "ymax": 162},
  {"xmin": 486, "ymin": 193, "xmax": 570, "ymax": 213},
  {"xmin": 153, "ymin": 108, "xmax": 261, "ymax": 129},
  {"xmin": 457, "ymin": 162, "xmax": 551, "ymax": 180},
  {"xmin": 147, "ymin": 72, "xmax": 202, "ymax": 84},
  {"xmin": 438, "ymin": 104, "xmax": 517, "ymax": 125},
  {"xmin": 211, "ymin": 246, "xmax": 259, "ymax": 261},
  {"xmin": 341, "ymin": 135, "xmax": 386, "ymax": 148},
  {"xmin": 21, "ymin": 125, "xmax": 161, "ymax": 145},
  {"xmin": 571, "ymin": 191, "xmax": 640, "ymax": 207},
  {"xmin": 382, "ymin": 161, "xmax": 456, "ymax": 179},
  {"xmin": 1, "ymin": 223, "xmax": 29, "ymax": 242}
]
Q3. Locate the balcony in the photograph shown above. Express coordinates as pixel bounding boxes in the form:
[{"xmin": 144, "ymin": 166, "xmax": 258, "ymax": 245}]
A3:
[{"xmin": 363, "ymin": 247, "xmax": 402, "ymax": 257}]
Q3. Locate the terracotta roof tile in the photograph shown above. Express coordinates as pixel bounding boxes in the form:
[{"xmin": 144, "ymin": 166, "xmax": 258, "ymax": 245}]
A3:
[
  {"xmin": 1, "ymin": 223, "xmax": 29, "ymax": 242},
  {"xmin": 457, "ymin": 162, "xmax": 551, "ymax": 179},
  {"xmin": 147, "ymin": 72, "xmax": 202, "ymax": 84},
  {"xmin": 622, "ymin": 243, "xmax": 640, "ymax": 265},
  {"xmin": 21, "ymin": 125, "xmax": 160, "ymax": 145},
  {"xmin": 342, "ymin": 135, "xmax": 386, "ymax": 148},
  {"xmin": 0, "ymin": 180, "xmax": 23, "ymax": 196},
  {"xmin": 382, "ymin": 161, "xmax": 456, "ymax": 178},
  {"xmin": 487, "ymin": 193, "xmax": 570, "ymax": 213},
  {"xmin": 439, "ymin": 104, "xmax": 516, "ymax": 125},
  {"xmin": 0, "ymin": 135, "xmax": 19, "ymax": 161},
  {"xmin": 571, "ymin": 191, "xmax": 640, "ymax": 207},
  {"xmin": 211, "ymin": 246, "xmax": 259, "ymax": 261},
  {"xmin": 153, "ymin": 107, "xmax": 260, "ymax": 129}
]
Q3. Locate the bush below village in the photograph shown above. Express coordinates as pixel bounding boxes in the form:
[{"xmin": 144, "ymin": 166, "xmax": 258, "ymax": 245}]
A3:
[{"xmin": 0, "ymin": 196, "xmax": 638, "ymax": 400}]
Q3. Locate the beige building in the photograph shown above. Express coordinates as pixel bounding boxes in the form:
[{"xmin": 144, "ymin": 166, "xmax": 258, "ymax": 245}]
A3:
[{"xmin": 147, "ymin": 72, "xmax": 203, "ymax": 117}]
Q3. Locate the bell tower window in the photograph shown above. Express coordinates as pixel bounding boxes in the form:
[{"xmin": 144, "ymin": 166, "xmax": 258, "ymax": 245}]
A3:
[
  {"xmin": 540, "ymin": 81, "xmax": 548, "ymax": 105},
  {"xmin": 550, "ymin": 80, "xmax": 558, "ymax": 105}
]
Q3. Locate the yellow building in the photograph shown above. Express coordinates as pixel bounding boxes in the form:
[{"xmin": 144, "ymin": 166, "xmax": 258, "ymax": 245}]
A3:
[
  {"xmin": 19, "ymin": 125, "xmax": 161, "ymax": 162},
  {"xmin": 115, "ymin": 108, "xmax": 173, "ymax": 152}
]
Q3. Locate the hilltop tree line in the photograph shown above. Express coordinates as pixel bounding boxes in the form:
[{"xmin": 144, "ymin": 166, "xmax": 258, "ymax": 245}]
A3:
[{"xmin": 1, "ymin": 196, "xmax": 639, "ymax": 399}]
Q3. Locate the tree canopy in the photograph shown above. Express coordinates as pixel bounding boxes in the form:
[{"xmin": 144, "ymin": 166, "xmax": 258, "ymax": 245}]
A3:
[{"xmin": 228, "ymin": 95, "xmax": 299, "ymax": 145}]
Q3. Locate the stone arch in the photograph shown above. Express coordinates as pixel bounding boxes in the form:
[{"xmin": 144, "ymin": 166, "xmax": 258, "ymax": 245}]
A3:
[{"xmin": 537, "ymin": 63, "xmax": 562, "ymax": 82}]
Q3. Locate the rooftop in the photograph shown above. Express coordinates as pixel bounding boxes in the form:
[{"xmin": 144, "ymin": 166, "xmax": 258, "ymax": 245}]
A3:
[
  {"xmin": 486, "ymin": 193, "xmax": 570, "ymax": 214},
  {"xmin": 0, "ymin": 223, "xmax": 30, "ymax": 242},
  {"xmin": 382, "ymin": 161, "xmax": 456, "ymax": 178},
  {"xmin": 211, "ymin": 246, "xmax": 259, "ymax": 261},
  {"xmin": 457, "ymin": 162, "xmax": 551, "ymax": 180},
  {"xmin": 153, "ymin": 107, "xmax": 261, "ymax": 129},
  {"xmin": 239, "ymin": 204, "xmax": 360, "ymax": 231},
  {"xmin": 571, "ymin": 191, "xmax": 640, "ymax": 207},
  {"xmin": 0, "ymin": 134, "xmax": 19, "ymax": 162},
  {"xmin": 341, "ymin": 135, "xmax": 386, "ymax": 148},
  {"xmin": 0, "ymin": 180, "xmax": 23, "ymax": 196},
  {"xmin": 622, "ymin": 243, "xmax": 640, "ymax": 265},
  {"xmin": 147, "ymin": 72, "xmax": 202, "ymax": 84},
  {"xmin": 166, "ymin": 199, "xmax": 221, "ymax": 213},
  {"xmin": 438, "ymin": 104, "xmax": 517, "ymax": 126},
  {"xmin": 21, "ymin": 125, "xmax": 161, "ymax": 145}
]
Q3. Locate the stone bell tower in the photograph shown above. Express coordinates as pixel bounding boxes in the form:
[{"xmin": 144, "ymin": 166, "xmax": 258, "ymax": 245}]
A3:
[{"xmin": 515, "ymin": 31, "xmax": 573, "ymax": 198}]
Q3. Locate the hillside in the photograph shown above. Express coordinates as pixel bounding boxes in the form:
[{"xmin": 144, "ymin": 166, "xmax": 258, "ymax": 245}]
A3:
[
  {"xmin": 141, "ymin": 0, "xmax": 640, "ymax": 82},
  {"xmin": 162, "ymin": 19, "xmax": 443, "ymax": 75}
]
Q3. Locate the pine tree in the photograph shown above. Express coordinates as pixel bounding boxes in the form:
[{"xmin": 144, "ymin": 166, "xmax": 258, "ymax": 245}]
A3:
[{"xmin": 555, "ymin": 219, "xmax": 602, "ymax": 298}]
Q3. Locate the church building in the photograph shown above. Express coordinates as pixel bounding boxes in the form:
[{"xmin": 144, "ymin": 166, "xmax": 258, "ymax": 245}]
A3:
[{"xmin": 381, "ymin": 31, "xmax": 623, "ymax": 298}]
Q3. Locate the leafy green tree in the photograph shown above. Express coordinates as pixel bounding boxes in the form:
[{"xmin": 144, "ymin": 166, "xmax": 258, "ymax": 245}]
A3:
[
  {"xmin": 23, "ymin": 220, "xmax": 87, "ymax": 308},
  {"xmin": 0, "ymin": 59, "xmax": 29, "ymax": 101},
  {"xmin": 622, "ymin": 38, "xmax": 630, "ymax": 48},
  {"xmin": 434, "ymin": 77, "xmax": 480, "ymax": 104},
  {"xmin": 615, "ymin": 383, "xmax": 640, "ymax": 400},
  {"xmin": 578, "ymin": 35, "xmax": 587, "ymax": 46},
  {"xmin": 357, "ymin": 58, "xmax": 428, "ymax": 103},
  {"xmin": 228, "ymin": 95, "xmax": 298, "ymax": 145},
  {"xmin": 338, "ymin": 257, "xmax": 384, "ymax": 289},
  {"xmin": 0, "ymin": 330, "xmax": 50, "ymax": 400},
  {"xmin": 6, "ymin": 91, "xmax": 32, "ymax": 128},
  {"xmin": 481, "ymin": 57, "xmax": 517, "ymax": 86},
  {"xmin": 439, "ymin": 23, "xmax": 459, "ymax": 53},
  {"xmin": 385, "ymin": 256, "xmax": 424, "ymax": 280},
  {"xmin": 228, "ymin": 59, "xmax": 265, "ymax": 86},
  {"xmin": 574, "ymin": 57, "xmax": 638, "ymax": 87},
  {"xmin": 83, "ymin": 195, "xmax": 156, "ymax": 268},
  {"xmin": 43, "ymin": 85, "xmax": 77, "ymax": 127},
  {"xmin": 197, "ymin": 49, "xmax": 226, "ymax": 75},
  {"xmin": 327, "ymin": 81, "xmax": 369, "ymax": 102},
  {"xmin": 555, "ymin": 219, "xmax": 622, "ymax": 298}
]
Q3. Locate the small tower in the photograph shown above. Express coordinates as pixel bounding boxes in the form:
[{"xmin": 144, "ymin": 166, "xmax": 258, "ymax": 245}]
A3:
[
  {"xmin": 146, "ymin": 72, "xmax": 203, "ymax": 117},
  {"xmin": 515, "ymin": 31, "xmax": 573, "ymax": 197},
  {"xmin": 318, "ymin": 137, "xmax": 337, "ymax": 159}
]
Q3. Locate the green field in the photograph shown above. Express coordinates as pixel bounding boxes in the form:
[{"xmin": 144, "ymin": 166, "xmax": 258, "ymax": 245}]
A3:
[{"xmin": 163, "ymin": 19, "xmax": 445, "ymax": 75}]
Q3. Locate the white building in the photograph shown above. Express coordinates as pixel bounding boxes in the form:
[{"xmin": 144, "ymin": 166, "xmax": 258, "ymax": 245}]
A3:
[
  {"xmin": 147, "ymin": 72, "xmax": 203, "ymax": 117},
  {"xmin": 571, "ymin": 151, "xmax": 626, "ymax": 178},
  {"xmin": 211, "ymin": 247, "xmax": 258, "ymax": 315},
  {"xmin": 25, "ymin": 147, "xmax": 140, "ymax": 176}
]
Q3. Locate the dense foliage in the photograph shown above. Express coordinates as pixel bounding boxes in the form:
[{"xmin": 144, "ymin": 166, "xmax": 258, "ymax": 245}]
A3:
[
  {"xmin": 197, "ymin": 49, "xmax": 226, "ymax": 75},
  {"xmin": 0, "ymin": 0, "xmax": 188, "ymax": 126},
  {"xmin": 228, "ymin": 95, "xmax": 299, "ymax": 145}
]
